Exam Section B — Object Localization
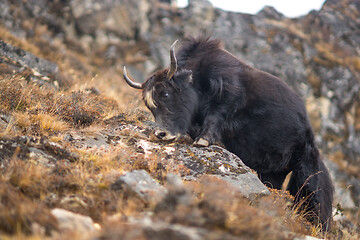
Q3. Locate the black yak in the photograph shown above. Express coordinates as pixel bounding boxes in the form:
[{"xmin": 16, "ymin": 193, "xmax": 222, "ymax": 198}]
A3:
[{"xmin": 123, "ymin": 37, "xmax": 334, "ymax": 231}]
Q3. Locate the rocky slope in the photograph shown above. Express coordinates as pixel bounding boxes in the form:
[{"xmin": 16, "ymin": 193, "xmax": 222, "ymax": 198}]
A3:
[{"xmin": 0, "ymin": 0, "xmax": 359, "ymax": 239}]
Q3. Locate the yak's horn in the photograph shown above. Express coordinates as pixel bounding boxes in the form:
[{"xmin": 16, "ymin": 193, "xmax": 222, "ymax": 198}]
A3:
[
  {"xmin": 123, "ymin": 66, "xmax": 143, "ymax": 89},
  {"xmin": 166, "ymin": 40, "xmax": 178, "ymax": 79}
]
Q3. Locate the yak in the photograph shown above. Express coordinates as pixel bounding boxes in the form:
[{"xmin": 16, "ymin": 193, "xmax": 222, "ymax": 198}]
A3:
[{"xmin": 123, "ymin": 36, "xmax": 334, "ymax": 231}]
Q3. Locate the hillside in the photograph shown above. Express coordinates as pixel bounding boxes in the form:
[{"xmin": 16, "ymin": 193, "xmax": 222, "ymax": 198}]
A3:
[{"xmin": 0, "ymin": 0, "xmax": 359, "ymax": 239}]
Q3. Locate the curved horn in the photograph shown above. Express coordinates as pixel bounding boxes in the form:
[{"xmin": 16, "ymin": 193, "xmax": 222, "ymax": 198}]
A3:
[
  {"xmin": 166, "ymin": 40, "xmax": 178, "ymax": 79},
  {"xmin": 123, "ymin": 66, "xmax": 143, "ymax": 89}
]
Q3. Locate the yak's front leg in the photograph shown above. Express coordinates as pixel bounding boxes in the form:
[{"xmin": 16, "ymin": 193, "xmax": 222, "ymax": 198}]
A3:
[{"xmin": 193, "ymin": 114, "xmax": 223, "ymax": 147}]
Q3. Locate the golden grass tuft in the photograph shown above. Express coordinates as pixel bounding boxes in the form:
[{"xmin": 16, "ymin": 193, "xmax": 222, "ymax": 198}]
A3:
[
  {"xmin": 12, "ymin": 112, "xmax": 32, "ymax": 129},
  {"xmin": 4, "ymin": 160, "xmax": 51, "ymax": 199},
  {"xmin": 0, "ymin": 76, "xmax": 32, "ymax": 112},
  {"xmin": 32, "ymin": 113, "xmax": 69, "ymax": 133}
]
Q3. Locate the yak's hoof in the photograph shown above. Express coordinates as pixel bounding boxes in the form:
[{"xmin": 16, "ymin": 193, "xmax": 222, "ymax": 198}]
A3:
[{"xmin": 193, "ymin": 138, "xmax": 209, "ymax": 147}]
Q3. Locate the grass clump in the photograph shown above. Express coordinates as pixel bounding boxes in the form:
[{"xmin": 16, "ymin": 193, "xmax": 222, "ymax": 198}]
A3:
[{"xmin": 0, "ymin": 74, "xmax": 119, "ymax": 138}]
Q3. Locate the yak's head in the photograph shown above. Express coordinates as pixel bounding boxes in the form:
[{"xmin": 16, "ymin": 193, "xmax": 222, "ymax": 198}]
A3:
[{"xmin": 123, "ymin": 41, "xmax": 197, "ymax": 141}]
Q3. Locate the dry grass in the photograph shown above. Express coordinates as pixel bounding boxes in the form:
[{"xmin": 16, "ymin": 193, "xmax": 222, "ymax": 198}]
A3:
[
  {"xmin": 314, "ymin": 41, "xmax": 360, "ymax": 74},
  {"xmin": 0, "ymin": 164, "xmax": 59, "ymax": 235},
  {"xmin": 264, "ymin": 19, "xmax": 309, "ymax": 40},
  {"xmin": 314, "ymin": 42, "xmax": 344, "ymax": 68},
  {"xmin": 192, "ymin": 178, "xmax": 308, "ymax": 238},
  {"xmin": 0, "ymin": 73, "xmax": 120, "ymax": 138},
  {"xmin": 32, "ymin": 113, "xmax": 69, "ymax": 133}
]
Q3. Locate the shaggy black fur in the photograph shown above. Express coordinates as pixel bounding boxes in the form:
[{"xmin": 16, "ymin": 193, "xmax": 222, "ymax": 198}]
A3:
[{"xmin": 140, "ymin": 37, "xmax": 334, "ymax": 231}]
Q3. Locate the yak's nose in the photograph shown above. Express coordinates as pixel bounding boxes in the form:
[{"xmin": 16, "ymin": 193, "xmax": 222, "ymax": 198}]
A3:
[
  {"xmin": 154, "ymin": 128, "xmax": 179, "ymax": 141},
  {"xmin": 154, "ymin": 129, "xmax": 168, "ymax": 139}
]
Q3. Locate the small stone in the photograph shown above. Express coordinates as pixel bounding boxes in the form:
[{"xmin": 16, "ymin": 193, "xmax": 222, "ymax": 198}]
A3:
[
  {"xmin": 51, "ymin": 208, "xmax": 97, "ymax": 234},
  {"xmin": 193, "ymin": 138, "xmax": 209, "ymax": 147}
]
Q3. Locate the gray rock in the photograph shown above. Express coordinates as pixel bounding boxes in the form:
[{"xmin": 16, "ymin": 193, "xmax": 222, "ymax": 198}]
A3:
[
  {"xmin": 216, "ymin": 174, "xmax": 270, "ymax": 199},
  {"xmin": 142, "ymin": 222, "xmax": 240, "ymax": 240},
  {"xmin": 0, "ymin": 113, "xmax": 16, "ymax": 134},
  {"xmin": 28, "ymin": 147, "xmax": 57, "ymax": 168},
  {"xmin": 257, "ymin": 6, "xmax": 284, "ymax": 20},
  {"xmin": 0, "ymin": 40, "xmax": 61, "ymax": 88},
  {"xmin": 0, "ymin": 41, "xmax": 59, "ymax": 77},
  {"xmin": 111, "ymin": 170, "xmax": 167, "ymax": 203},
  {"xmin": 70, "ymin": 0, "xmax": 150, "ymax": 41},
  {"xmin": 177, "ymin": 145, "xmax": 270, "ymax": 198},
  {"xmin": 99, "ymin": 215, "xmax": 241, "ymax": 240},
  {"xmin": 51, "ymin": 208, "xmax": 98, "ymax": 234},
  {"xmin": 325, "ymin": 160, "xmax": 358, "ymax": 209},
  {"xmin": 294, "ymin": 236, "xmax": 324, "ymax": 240},
  {"xmin": 134, "ymin": 138, "xmax": 270, "ymax": 198},
  {"xmin": 0, "ymin": 136, "xmax": 78, "ymax": 163}
]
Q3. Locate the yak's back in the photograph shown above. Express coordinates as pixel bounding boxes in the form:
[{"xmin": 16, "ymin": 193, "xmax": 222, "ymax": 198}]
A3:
[
  {"xmin": 176, "ymin": 37, "xmax": 225, "ymax": 69},
  {"xmin": 176, "ymin": 37, "xmax": 248, "ymax": 95}
]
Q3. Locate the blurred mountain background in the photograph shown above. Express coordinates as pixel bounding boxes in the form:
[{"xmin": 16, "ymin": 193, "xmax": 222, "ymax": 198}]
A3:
[{"xmin": 0, "ymin": 0, "xmax": 359, "ymax": 239}]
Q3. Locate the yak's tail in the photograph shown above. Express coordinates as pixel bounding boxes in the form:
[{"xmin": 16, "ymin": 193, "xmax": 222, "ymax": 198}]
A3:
[{"xmin": 287, "ymin": 138, "xmax": 334, "ymax": 231}]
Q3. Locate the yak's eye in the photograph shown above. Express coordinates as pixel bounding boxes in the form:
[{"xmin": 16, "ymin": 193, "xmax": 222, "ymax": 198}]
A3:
[{"xmin": 162, "ymin": 92, "xmax": 169, "ymax": 98}]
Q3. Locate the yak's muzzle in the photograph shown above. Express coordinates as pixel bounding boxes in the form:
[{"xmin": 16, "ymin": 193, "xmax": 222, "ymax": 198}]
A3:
[{"xmin": 154, "ymin": 128, "xmax": 180, "ymax": 141}]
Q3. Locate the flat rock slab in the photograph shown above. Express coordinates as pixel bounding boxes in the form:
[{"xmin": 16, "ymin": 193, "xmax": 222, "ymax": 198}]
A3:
[{"xmin": 134, "ymin": 139, "xmax": 270, "ymax": 198}]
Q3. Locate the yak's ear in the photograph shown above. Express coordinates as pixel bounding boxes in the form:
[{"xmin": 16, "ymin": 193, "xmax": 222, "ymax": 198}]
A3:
[{"xmin": 175, "ymin": 69, "xmax": 193, "ymax": 85}]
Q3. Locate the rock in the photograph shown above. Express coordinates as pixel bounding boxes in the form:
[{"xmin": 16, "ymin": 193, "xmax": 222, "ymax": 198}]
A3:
[
  {"xmin": 28, "ymin": 147, "xmax": 57, "ymax": 168},
  {"xmin": 0, "ymin": 136, "xmax": 78, "ymax": 164},
  {"xmin": 154, "ymin": 174, "xmax": 193, "ymax": 213},
  {"xmin": 257, "ymin": 6, "xmax": 284, "ymax": 20},
  {"xmin": 0, "ymin": 41, "xmax": 58, "ymax": 76},
  {"xmin": 216, "ymin": 174, "xmax": 269, "ymax": 199},
  {"xmin": 134, "ymin": 137, "xmax": 270, "ymax": 198},
  {"xmin": 183, "ymin": 0, "xmax": 215, "ymax": 35},
  {"xmin": 333, "ymin": 208, "xmax": 360, "ymax": 233},
  {"xmin": 0, "ymin": 136, "xmax": 31, "ymax": 162},
  {"xmin": 51, "ymin": 208, "xmax": 97, "ymax": 234},
  {"xmin": 64, "ymin": 131, "xmax": 114, "ymax": 149},
  {"xmin": 111, "ymin": 169, "xmax": 167, "ymax": 203},
  {"xmin": 0, "ymin": 113, "xmax": 17, "ymax": 134},
  {"xmin": 141, "ymin": 221, "xmax": 240, "ymax": 240},
  {"xmin": 0, "ymin": 40, "xmax": 61, "ymax": 88},
  {"xmin": 70, "ymin": 0, "xmax": 150, "ymax": 44},
  {"xmin": 294, "ymin": 236, "xmax": 324, "ymax": 240},
  {"xmin": 177, "ymin": 144, "xmax": 270, "ymax": 198},
  {"xmin": 325, "ymin": 160, "xmax": 357, "ymax": 209},
  {"xmin": 98, "ymin": 218, "xmax": 240, "ymax": 240}
]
